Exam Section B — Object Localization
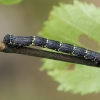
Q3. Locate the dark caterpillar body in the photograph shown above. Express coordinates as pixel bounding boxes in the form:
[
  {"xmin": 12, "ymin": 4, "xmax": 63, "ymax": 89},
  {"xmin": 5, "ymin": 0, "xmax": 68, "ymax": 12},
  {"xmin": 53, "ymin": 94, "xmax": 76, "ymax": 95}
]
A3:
[{"xmin": 3, "ymin": 34, "xmax": 100, "ymax": 65}]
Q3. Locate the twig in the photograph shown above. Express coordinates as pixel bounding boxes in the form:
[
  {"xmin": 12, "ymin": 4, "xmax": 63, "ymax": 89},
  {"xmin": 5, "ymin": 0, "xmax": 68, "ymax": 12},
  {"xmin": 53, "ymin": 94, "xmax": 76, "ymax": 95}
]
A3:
[{"xmin": 0, "ymin": 42, "xmax": 99, "ymax": 67}]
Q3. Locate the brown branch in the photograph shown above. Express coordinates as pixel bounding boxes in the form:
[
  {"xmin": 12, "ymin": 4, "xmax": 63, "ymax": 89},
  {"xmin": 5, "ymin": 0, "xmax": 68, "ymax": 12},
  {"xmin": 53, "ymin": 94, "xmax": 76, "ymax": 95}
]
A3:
[{"xmin": 0, "ymin": 42, "xmax": 99, "ymax": 67}]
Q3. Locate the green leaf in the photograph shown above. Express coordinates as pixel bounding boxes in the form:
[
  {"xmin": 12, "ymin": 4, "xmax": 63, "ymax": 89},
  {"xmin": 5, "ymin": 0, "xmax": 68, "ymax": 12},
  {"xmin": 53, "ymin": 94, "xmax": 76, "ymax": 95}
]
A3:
[
  {"xmin": 0, "ymin": 0, "xmax": 22, "ymax": 4},
  {"xmin": 39, "ymin": 0, "xmax": 100, "ymax": 94}
]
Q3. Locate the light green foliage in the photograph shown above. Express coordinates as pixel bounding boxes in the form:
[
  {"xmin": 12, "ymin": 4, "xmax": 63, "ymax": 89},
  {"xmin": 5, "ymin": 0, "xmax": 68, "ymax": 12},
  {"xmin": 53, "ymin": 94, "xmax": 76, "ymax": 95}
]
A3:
[
  {"xmin": 39, "ymin": 0, "xmax": 100, "ymax": 94},
  {"xmin": 0, "ymin": 0, "xmax": 22, "ymax": 4}
]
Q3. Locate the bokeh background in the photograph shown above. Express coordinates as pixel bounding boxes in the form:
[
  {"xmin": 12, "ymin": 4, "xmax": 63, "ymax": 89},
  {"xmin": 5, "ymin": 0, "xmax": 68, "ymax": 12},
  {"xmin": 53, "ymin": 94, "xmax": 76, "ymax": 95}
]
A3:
[{"xmin": 0, "ymin": 0, "xmax": 100, "ymax": 100}]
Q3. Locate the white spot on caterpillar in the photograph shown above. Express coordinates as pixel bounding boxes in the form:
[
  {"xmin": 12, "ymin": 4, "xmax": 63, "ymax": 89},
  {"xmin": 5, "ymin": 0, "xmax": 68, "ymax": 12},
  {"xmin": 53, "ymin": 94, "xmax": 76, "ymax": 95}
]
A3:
[{"xmin": 9, "ymin": 35, "xmax": 12, "ymax": 44}]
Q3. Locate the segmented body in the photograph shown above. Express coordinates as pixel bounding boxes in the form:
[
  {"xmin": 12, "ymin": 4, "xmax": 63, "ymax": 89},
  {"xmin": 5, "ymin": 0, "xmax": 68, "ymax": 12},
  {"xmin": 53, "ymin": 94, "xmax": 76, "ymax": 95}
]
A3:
[{"xmin": 3, "ymin": 34, "xmax": 100, "ymax": 64}]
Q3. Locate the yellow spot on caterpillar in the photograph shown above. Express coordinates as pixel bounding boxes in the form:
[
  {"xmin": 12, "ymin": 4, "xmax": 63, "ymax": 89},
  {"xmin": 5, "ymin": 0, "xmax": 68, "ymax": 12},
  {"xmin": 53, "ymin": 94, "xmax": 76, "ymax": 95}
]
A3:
[
  {"xmin": 30, "ymin": 36, "xmax": 35, "ymax": 46},
  {"xmin": 84, "ymin": 50, "xmax": 88, "ymax": 59},
  {"xmin": 46, "ymin": 39, "xmax": 48, "ymax": 44},
  {"xmin": 58, "ymin": 42, "xmax": 62, "ymax": 52},
  {"xmin": 44, "ymin": 38, "xmax": 48, "ymax": 48},
  {"xmin": 71, "ymin": 45, "xmax": 76, "ymax": 55}
]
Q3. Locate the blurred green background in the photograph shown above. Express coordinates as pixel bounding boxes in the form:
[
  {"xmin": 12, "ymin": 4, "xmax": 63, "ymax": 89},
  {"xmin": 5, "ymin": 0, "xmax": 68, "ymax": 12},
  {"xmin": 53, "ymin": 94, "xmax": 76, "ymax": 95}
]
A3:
[{"xmin": 0, "ymin": 0, "xmax": 100, "ymax": 100}]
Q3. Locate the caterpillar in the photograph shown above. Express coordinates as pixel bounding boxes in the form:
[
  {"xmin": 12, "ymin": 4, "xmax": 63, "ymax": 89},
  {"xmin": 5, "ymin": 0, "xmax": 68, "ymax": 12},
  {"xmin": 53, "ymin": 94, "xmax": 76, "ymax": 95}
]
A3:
[{"xmin": 3, "ymin": 34, "xmax": 100, "ymax": 65}]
